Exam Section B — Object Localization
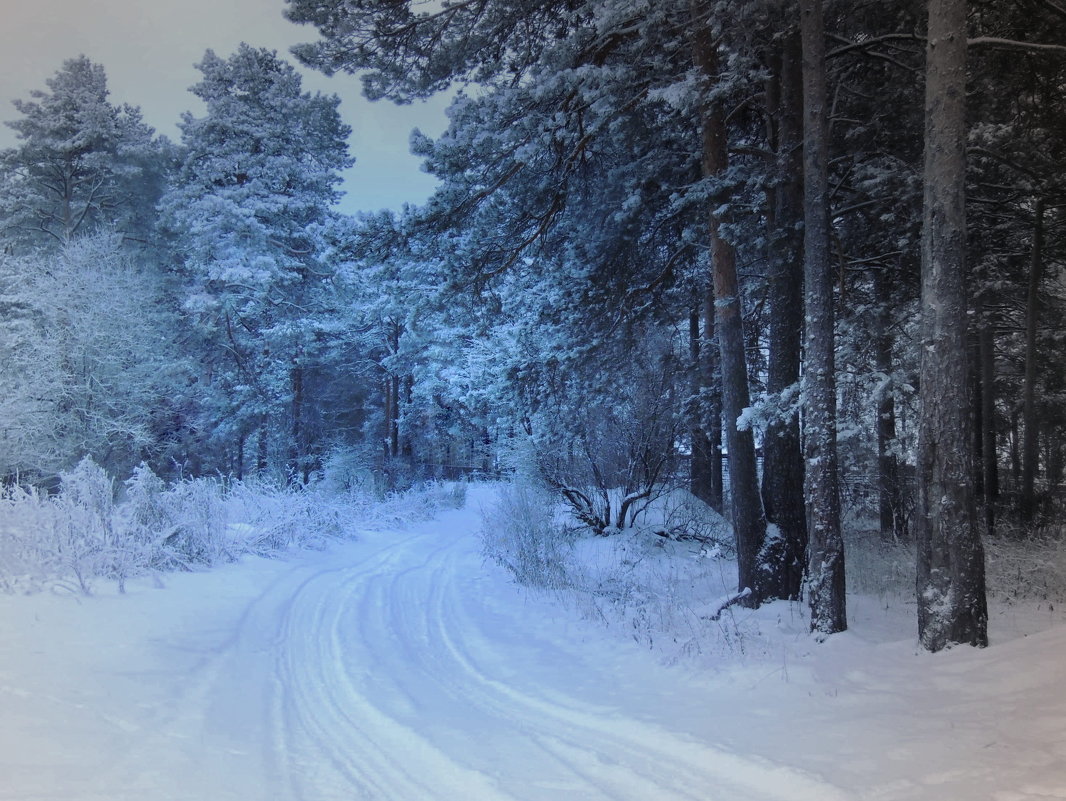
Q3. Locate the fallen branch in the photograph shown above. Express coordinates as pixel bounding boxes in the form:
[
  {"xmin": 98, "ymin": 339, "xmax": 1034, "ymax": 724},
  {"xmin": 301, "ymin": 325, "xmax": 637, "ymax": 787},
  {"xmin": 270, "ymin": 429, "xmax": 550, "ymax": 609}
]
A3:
[{"xmin": 700, "ymin": 587, "xmax": 753, "ymax": 621}]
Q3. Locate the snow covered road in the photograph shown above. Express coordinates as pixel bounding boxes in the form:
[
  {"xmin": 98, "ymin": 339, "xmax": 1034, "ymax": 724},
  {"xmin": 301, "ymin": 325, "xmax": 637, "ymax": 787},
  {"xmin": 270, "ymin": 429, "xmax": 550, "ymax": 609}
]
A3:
[
  {"xmin": 244, "ymin": 517, "xmax": 836, "ymax": 801},
  {"xmin": 3, "ymin": 487, "xmax": 1065, "ymax": 800},
  {"xmin": 0, "ymin": 492, "xmax": 844, "ymax": 801}
]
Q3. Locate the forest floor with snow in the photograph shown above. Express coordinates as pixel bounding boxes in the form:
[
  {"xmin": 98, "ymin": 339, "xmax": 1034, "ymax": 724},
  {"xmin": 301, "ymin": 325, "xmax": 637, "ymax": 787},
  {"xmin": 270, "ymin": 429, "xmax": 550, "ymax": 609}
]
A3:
[{"xmin": 1, "ymin": 483, "xmax": 1065, "ymax": 800}]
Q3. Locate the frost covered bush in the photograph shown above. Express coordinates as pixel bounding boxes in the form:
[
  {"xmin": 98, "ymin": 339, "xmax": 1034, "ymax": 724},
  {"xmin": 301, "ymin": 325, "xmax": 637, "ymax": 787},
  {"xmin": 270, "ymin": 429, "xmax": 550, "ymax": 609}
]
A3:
[
  {"xmin": 842, "ymin": 529, "xmax": 914, "ymax": 604},
  {"xmin": 1, "ymin": 458, "xmax": 134, "ymax": 594},
  {"xmin": 0, "ymin": 458, "xmax": 472, "ymax": 595},
  {"xmin": 318, "ymin": 445, "xmax": 378, "ymax": 496},
  {"xmin": 985, "ymin": 533, "xmax": 1066, "ymax": 604},
  {"xmin": 360, "ymin": 479, "xmax": 468, "ymax": 527},
  {"xmin": 225, "ymin": 479, "xmax": 347, "ymax": 554},
  {"xmin": 481, "ymin": 481, "xmax": 754, "ymax": 658},
  {"xmin": 0, "ymin": 485, "xmax": 62, "ymax": 593},
  {"xmin": 149, "ymin": 475, "xmax": 230, "ymax": 568},
  {"xmin": 52, "ymin": 458, "xmax": 123, "ymax": 593},
  {"xmin": 0, "ymin": 459, "xmax": 227, "ymax": 593},
  {"xmin": 481, "ymin": 481, "xmax": 572, "ymax": 588},
  {"xmin": 481, "ymin": 483, "xmax": 731, "ymax": 593}
]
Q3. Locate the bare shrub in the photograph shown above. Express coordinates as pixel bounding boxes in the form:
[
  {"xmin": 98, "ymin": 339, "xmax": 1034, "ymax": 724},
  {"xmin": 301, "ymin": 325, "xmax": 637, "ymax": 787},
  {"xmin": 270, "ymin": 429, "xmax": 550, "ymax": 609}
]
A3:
[
  {"xmin": 842, "ymin": 528, "xmax": 915, "ymax": 604},
  {"xmin": 480, "ymin": 481, "xmax": 572, "ymax": 588},
  {"xmin": 985, "ymin": 532, "xmax": 1066, "ymax": 604},
  {"xmin": 479, "ymin": 480, "xmax": 763, "ymax": 660},
  {"xmin": 52, "ymin": 458, "xmax": 120, "ymax": 594},
  {"xmin": 0, "ymin": 484, "xmax": 62, "ymax": 593},
  {"xmin": 1, "ymin": 458, "xmax": 474, "ymax": 595}
]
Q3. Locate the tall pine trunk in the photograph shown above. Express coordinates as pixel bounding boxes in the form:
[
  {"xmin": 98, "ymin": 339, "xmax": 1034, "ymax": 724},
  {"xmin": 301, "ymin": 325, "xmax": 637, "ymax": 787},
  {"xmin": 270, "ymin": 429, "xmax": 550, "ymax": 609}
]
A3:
[
  {"xmin": 689, "ymin": 306, "xmax": 714, "ymax": 505},
  {"xmin": 978, "ymin": 308, "xmax": 998, "ymax": 535},
  {"xmin": 800, "ymin": 0, "xmax": 846, "ymax": 635},
  {"xmin": 1020, "ymin": 198, "xmax": 1044, "ymax": 523},
  {"xmin": 761, "ymin": 30, "xmax": 808, "ymax": 600},
  {"xmin": 874, "ymin": 267, "xmax": 907, "ymax": 542},
  {"xmin": 256, "ymin": 422, "xmax": 268, "ymax": 476},
  {"xmin": 690, "ymin": 292, "xmax": 725, "ymax": 513},
  {"xmin": 290, "ymin": 355, "xmax": 306, "ymax": 484},
  {"xmin": 916, "ymin": 0, "xmax": 988, "ymax": 651},
  {"xmin": 691, "ymin": 11, "xmax": 767, "ymax": 604},
  {"xmin": 704, "ymin": 288, "xmax": 725, "ymax": 512}
]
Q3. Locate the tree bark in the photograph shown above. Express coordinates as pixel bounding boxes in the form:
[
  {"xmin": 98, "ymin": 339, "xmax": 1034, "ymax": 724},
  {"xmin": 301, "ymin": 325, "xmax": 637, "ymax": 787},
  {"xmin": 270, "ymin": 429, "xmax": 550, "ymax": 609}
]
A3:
[
  {"xmin": 704, "ymin": 288, "xmax": 725, "ymax": 513},
  {"xmin": 390, "ymin": 375, "xmax": 401, "ymax": 458},
  {"xmin": 256, "ymin": 421, "xmax": 268, "ymax": 476},
  {"xmin": 689, "ymin": 294, "xmax": 725, "ymax": 513},
  {"xmin": 236, "ymin": 430, "xmax": 246, "ymax": 482},
  {"xmin": 800, "ymin": 0, "xmax": 847, "ymax": 635},
  {"xmin": 1020, "ymin": 198, "xmax": 1044, "ymax": 523},
  {"xmin": 979, "ymin": 310, "xmax": 998, "ymax": 535},
  {"xmin": 916, "ymin": 0, "xmax": 988, "ymax": 651},
  {"xmin": 290, "ymin": 355, "xmax": 306, "ymax": 484},
  {"xmin": 689, "ymin": 306, "xmax": 715, "ymax": 505},
  {"xmin": 761, "ymin": 29, "xmax": 808, "ymax": 600},
  {"xmin": 971, "ymin": 331, "xmax": 984, "ymax": 500},
  {"xmin": 692, "ymin": 13, "xmax": 767, "ymax": 605},
  {"xmin": 383, "ymin": 373, "xmax": 394, "ymax": 459},
  {"xmin": 874, "ymin": 267, "xmax": 906, "ymax": 542}
]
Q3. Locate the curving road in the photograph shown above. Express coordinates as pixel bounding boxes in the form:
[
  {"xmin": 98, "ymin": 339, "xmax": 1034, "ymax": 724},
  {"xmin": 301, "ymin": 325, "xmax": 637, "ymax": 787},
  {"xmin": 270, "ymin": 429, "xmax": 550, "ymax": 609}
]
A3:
[
  {"xmin": 1, "ymin": 490, "xmax": 846, "ymax": 801},
  {"xmin": 105, "ymin": 493, "xmax": 843, "ymax": 801},
  {"xmin": 6, "ymin": 488, "xmax": 1063, "ymax": 801}
]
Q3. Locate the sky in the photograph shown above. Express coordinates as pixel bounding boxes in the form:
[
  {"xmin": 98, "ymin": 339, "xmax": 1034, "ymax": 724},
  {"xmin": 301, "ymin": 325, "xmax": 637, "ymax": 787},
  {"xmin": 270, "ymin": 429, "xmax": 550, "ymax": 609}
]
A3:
[{"xmin": 0, "ymin": 0, "xmax": 452, "ymax": 215}]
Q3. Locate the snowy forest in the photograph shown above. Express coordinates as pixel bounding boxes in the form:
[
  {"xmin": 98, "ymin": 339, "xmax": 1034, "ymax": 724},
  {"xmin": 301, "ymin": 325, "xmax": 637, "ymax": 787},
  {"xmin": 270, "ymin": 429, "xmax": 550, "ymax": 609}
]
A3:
[
  {"xmin": 3, "ymin": 1, "xmax": 1066, "ymax": 798},
  {"xmin": 2, "ymin": 0, "xmax": 1066, "ymax": 654}
]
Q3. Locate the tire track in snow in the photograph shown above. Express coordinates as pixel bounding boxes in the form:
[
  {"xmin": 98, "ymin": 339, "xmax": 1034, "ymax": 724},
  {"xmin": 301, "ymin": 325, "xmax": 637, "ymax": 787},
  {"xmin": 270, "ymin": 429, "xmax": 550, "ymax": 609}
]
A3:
[
  {"xmin": 267, "ymin": 531, "xmax": 514, "ymax": 801},
  {"xmin": 258, "ymin": 506, "xmax": 847, "ymax": 801},
  {"xmin": 143, "ymin": 502, "xmax": 848, "ymax": 801},
  {"xmin": 423, "ymin": 537, "xmax": 848, "ymax": 801}
]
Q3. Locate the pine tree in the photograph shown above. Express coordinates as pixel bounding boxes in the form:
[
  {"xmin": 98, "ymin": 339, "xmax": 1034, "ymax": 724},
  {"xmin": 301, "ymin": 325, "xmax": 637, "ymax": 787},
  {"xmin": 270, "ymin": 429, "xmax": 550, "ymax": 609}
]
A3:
[
  {"xmin": 287, "ymin": 0, "xmax": 786, "ymax": 601},
  {"xmin": 0, "ymin": 56, "xmax": 167, "ymax": 250},
  {"xmin": 915, "ymin": 0, "xmax": 988, "ymax": 651},
  {"xmin": 161, "ymin": 44, "xmax": 353, "ymax": 479},
  {"xmin": 800, "ymin": 0, "xmax": 846, "ymax": 635},
  {"xmin": 760, "ymin": 22, "xmax": 807, "ymax": 600}
]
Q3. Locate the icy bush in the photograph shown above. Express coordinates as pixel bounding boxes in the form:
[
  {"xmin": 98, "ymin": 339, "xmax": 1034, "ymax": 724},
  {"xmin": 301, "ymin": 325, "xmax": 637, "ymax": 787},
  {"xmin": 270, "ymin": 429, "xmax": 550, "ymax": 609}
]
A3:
[
  {"xmin": 52, "ymin": 458, "xmax": 120, "ymax": 594},
  {"xmin": 480, "ymin": 481, "xmax": 758, "ymax": 659},
  {"xmin": 0, "ymin": 485, "xmax": 61, "ymax": 593},
  {"xmin": 481, "ymin": 481, "xmax": 572, "ymax": 589},
  {"xmin": 985, "ymin": 533, "xmax": 1066, "ymax": 604},
  {"xmin": 0, "ymin": 458, "xmax": 469, "ymax": 595},
  {"xmin": 318, "ymin": 445, "xmax": 377, "ymax": 496}
]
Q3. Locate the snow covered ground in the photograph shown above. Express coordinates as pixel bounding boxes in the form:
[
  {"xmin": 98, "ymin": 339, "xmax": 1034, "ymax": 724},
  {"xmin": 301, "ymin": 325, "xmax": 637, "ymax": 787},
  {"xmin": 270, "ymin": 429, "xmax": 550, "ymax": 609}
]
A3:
[{"xmin": 1, "ymin": 484, "xmax": 1065, "ymax": 800}]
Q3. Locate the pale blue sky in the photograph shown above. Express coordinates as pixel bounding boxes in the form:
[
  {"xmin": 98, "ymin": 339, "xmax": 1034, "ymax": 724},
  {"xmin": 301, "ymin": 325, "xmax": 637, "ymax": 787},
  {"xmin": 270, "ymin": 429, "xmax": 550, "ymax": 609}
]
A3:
[{"xmin": 0, "ymin": 0, "xmax": 451, "ymax": 214}]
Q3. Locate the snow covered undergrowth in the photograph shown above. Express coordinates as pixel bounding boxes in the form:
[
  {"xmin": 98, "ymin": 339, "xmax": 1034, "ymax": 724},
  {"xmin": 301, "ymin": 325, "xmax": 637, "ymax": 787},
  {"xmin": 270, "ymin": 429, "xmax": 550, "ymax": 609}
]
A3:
[
  {"xmin": 0, "ymin": 458, "xmax": 465, "ymax": 596},
  {"xmin": 1, "ymin": 484, "xmax": 1065, "ymax": 800}
]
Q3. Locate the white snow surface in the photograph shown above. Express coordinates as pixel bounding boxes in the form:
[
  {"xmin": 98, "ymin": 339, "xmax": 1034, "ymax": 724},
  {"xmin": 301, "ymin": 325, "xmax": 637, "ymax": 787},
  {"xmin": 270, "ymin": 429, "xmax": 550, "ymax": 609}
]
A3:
[{"xmin": 2, "ymin": 484, "xmax": 1065, "ymax": 801}]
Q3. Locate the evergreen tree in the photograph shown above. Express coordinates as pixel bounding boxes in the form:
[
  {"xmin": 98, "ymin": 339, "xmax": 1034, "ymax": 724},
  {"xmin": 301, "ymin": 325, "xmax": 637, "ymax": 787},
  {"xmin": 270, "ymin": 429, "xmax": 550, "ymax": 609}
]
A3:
[
  {"xmin": 287, "ymin": 0, "xmax": 789, "ymax": 604},
  {"xmin": 160, "ymin": 44, "xmax": 353, "ymax": 479},
  {"xmin": 760, "ymin": 22, "xmax": 807, "ymax": 601},
  {"xmin": 0, "ymin": 56, "xmax": 168, "ymax": 250},
  {"xmin": 800, "ymin": 0, "xmax": 846, "ymax": 634},
  {"xmin": 915, "ymin": 0, "xmax": 988, "ymax": 651}
]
